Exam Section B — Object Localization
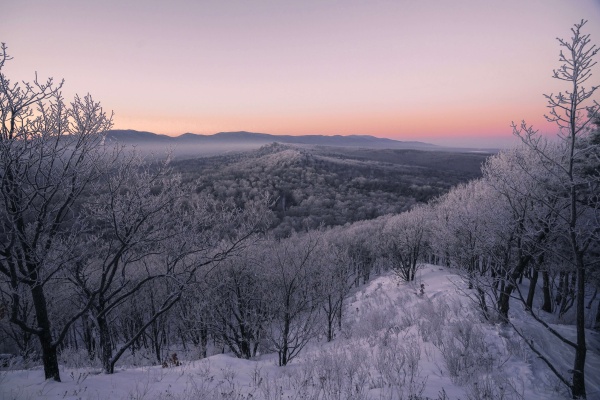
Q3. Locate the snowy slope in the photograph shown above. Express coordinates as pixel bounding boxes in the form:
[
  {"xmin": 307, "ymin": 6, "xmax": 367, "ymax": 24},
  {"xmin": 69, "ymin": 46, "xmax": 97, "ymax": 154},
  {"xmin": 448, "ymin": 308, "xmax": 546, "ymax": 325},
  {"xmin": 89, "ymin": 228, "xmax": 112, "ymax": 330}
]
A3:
[{"xmin": 1, "ymin": 266, "xmax": 596, "ymax": 400}]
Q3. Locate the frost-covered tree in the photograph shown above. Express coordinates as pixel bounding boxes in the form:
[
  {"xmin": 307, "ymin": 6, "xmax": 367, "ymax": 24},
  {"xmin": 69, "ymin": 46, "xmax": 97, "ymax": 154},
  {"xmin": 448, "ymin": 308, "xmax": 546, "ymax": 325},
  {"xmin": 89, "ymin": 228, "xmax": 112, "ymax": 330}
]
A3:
[
  {"xmin": 0, "ymin": 43, "xmax": 113, "ymax": 381},
  {"xmin": 511, "ymin": 20, "xmax": 599, "ymax": 399},
  {"xmin": 0, "ymin": 283, "xmax": 35, "ymax": 358},
  {"xmin": 315, "ymin": 232, "xmax": 355, "ymax": 342},
  {"xmin": 343, "ymin": 220, "xmax": 380, "ymax": 286},
  {"xmin": 263, "ymin": 233, "xmax": 322, "ymax": 366},
  {"xmin": 87, "ymin": 190, "xmax": 269, "ymax": 373},
  {"xmin": 430, "ymin": 181, "xmax": 488, "ymax": 276},
  {"xmin": 381, "ymin": 205, "xmax": 431, "ymax": 282},
  {"xmin": 173, "ymin": 279, "xmax": 212, "ymax": 358},
  {"xmin": 0, "ymin": 42, "xmax": 272, "ymax": 378},
  {"xmin": 68, "ymin": 157, "xmax": 191, "ymax": 373},
  {"xmin": 208, "ymin": 252, "xmax": 270, "ymax": 359},
  {"xmin": 429, "ymin": 180, "xmax": 502, "ymax": 317},
  {"xmin": 482, "ymin": 146, "xmax": 560, "ymax": 319}
]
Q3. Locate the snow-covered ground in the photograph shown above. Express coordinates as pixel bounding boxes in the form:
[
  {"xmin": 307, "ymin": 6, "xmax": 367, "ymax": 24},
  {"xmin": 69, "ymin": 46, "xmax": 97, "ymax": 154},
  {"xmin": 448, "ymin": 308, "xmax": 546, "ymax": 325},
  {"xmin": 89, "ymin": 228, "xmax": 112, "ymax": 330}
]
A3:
[{"xmin": 2, "ymin": 265, "xmax": 598, "ymax": 400}]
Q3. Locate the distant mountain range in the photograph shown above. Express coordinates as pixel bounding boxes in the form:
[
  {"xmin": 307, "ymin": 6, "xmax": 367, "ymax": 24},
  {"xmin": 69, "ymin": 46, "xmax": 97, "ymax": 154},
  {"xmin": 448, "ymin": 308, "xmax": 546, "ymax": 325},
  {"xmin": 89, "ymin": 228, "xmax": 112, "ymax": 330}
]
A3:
[{"xmin": 105, "ymin": 130, "xmax": 440, "ymax": 150}]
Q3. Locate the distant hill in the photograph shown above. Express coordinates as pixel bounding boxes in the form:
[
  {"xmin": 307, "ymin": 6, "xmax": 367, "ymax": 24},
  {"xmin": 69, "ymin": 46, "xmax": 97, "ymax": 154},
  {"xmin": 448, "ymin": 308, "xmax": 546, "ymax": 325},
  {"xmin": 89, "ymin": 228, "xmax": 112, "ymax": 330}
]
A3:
[
  {"xmin": 106, "ymin": 130, "xmax": 174, "ymax": 142},
  {"xmin": 172, "ymin": 142, "xmax": 490, "ymax": 236},
  {"xmin": 105, "ymin": 130, "xmax": 440, "ymax": 150}
]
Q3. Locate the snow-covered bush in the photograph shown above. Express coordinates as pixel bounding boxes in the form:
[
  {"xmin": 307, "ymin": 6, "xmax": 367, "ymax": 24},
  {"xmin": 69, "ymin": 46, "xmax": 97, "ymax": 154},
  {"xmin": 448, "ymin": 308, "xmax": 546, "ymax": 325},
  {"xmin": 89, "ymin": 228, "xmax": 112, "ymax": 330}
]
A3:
[
  {"xmin": 465, "ymin": 373, "xmax": 525, "ymax": 400},
  {"xmin": 415, "ymin": 298, "xmax": 449, "ymax": 344},
  {"xmin": 435, "ymin": 320, "xmax": 493, "ymax": 384},
  {"xmin": 350, "ymin": 306, "xmax": 398, "ymax": 339},
  {"xmin": 374, "ymin": 334, "xmax": 426, "ymax": 399},
  {"xmin": 58, "ymin": 346, "xmax": 101, "ymax": 370},
  {"xmin": 306, "ymin": 345, "xmax": 371, "ymax": 400}
]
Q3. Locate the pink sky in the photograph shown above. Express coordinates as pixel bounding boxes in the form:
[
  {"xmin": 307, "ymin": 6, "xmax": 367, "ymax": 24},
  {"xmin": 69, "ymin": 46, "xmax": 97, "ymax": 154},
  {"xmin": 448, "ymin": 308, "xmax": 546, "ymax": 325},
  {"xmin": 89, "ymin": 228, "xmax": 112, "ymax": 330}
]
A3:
[{"xmin": 4, "ymin": 0, "xmax": 600, "ymax": 148}]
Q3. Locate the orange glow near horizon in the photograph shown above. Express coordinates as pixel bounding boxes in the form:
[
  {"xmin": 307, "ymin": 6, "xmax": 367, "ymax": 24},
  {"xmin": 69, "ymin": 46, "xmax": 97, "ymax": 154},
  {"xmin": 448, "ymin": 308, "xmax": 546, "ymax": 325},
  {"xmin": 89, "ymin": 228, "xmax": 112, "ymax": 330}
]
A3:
[
  {"xmin": 114, "ymin": 102, "xmax": 557, "ymax": 148},
  {"xmin": 6, "ymin": 1, "xmax": 599, "ymax": 149}
]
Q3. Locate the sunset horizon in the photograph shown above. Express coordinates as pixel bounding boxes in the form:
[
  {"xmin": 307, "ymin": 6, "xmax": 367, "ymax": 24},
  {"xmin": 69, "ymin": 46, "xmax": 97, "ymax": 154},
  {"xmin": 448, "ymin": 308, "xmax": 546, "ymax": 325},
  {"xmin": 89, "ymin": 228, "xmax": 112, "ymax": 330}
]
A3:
[
  {"xmin": 112, "ymin": 127, "xmax": 522, "ymax": 149},
  {"xmin": 5, "ymin": 0, "xmax": 600, "ymax": 148}
]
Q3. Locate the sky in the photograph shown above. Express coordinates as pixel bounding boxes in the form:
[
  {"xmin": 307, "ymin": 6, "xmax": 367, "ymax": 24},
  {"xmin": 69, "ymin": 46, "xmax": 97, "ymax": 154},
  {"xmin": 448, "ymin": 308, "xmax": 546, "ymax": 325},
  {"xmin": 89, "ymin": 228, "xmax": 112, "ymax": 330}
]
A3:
[{"xmin": 4, "ymin": 0, "xmax": 600, "ymax": 148}]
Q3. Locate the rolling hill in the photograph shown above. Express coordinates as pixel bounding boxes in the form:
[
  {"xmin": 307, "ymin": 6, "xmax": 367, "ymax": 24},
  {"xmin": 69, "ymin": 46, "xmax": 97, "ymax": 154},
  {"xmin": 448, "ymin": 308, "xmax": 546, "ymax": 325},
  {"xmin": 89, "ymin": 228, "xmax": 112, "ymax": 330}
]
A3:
[{"xmin": 104, "ymin": 130, "xmax": 497, "ymax": 158}]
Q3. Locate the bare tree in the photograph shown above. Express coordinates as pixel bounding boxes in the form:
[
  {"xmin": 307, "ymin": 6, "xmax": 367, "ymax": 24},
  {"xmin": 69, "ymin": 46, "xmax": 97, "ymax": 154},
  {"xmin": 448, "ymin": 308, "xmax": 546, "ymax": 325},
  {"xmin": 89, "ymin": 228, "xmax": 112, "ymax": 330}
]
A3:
[
  {"xmin": 67, "ymin": 157, "xmax": 191, "ymax": 373},
  {"xmin": 173, "ymin": 279, "xmax": 212, "ymax": 358},
  {"xmin": 0, "ymin": 43, "xmax": 272, "ymax": 379},
  {"xmin": 482, "ymin": 146, "xmax": 560, "ymax": 319},
  {"xmin": 430, "ymin": 181, "xmax": 489, "ymax": 281},
  {"xmin": 316, "ymin": 232, "xmax": 355, "ymax": 342},
  {"xmin": 0, "ymin": 282, "xmax": 36, "ymax": 358},
  {"xmin": 208, "ymin": 252, "xmax": 270, "ymax": 359},
  {"xmin": 75, "ymin": 184, "xmax": 269, "ymax": 373},
  {"xmin": 512, "ymin": 20, "xmax": 599, "ymax": 399},
  {"xmin": 0, "ymin": 43, "xmax": 113, "ymax": 381},
  {"xmin": 263, "ymin": 233, "xmax": 322, "ymax": 366},
  {"xmin": 429, "ymin": 179, "xmax": 511, "ymax": 319},
  {"xmin": 381, "ymin": 205, "xmax": 431, "ymax": 282},
  {"xmin": 343, "ymin": 220, "xmax": 380, "ymax": 286}
]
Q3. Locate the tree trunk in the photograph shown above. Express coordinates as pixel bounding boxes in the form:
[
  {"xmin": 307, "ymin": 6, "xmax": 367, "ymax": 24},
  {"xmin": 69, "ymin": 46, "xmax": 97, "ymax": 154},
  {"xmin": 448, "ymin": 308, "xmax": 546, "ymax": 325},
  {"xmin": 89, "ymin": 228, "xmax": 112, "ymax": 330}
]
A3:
[
  {"xmin": 82, "ymin": 316, "xmax": 96, "ymax": 361},
  {"xmin": 541, "ymin": 271, "xmax": 553, "ymax": 313},
  {"xmin": 555, "ymin": 272, "xmax": 566, "ymax": 307},
  {"xmin": 362, "ymin": 264, "xmax": 371, "ymax": 285},
  {"xmin": 239, "ymin": 320, "xmax": 252, "ymax": 359},
  {"xmin": 586, "ymin": 288, "xmax": 597, "ymax": 309},
  {"xmin": 98, "ymin": 314, "xmax": 113, "ymax": 374},
  {"xmin": 200, "ymin": 323, "xmax": 208, "ymax": 359},
  {"xmin": 571, "ymin": 256, "xmax": 586, "ymax": 399},
  {"xmin": 280, "ymin": 312, "xmax": 290, "ymax": 366},
  {"xmin": 337, "ymin": 293, "xmax": 343, "ymax": 330},
  {"xmin": 152, "ymin": 320, "xmax": 162, "ymax": 365},
  {"xmin": 477, "ymin": 287, "xmax": 489, "ymax": 320},
  {"xmin": 526, "ymin": 268, "xmax": 539, "ymax": 310},
  {"xmin": 497, "ymin": 256, "xmax": 531, "ymax": 320},
  {"xmin": 31, "ymin": 284, "xmax": 61, "ymax": 381},
  {"xmin": 326, "ymin": 295, "xmax": 334, "ymax": 342}
]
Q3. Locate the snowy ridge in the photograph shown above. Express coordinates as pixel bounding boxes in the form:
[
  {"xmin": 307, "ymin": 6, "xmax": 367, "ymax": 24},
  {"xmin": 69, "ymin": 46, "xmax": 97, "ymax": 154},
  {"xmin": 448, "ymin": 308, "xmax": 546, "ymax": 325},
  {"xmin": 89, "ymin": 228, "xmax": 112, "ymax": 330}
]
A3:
[
  {"xmin": 247, "ymin": 149, "xmax": 307, "ymax": 170},
  {"xmin": 2, "ymin": 265, "xmax": 589, "ymax": 400}
]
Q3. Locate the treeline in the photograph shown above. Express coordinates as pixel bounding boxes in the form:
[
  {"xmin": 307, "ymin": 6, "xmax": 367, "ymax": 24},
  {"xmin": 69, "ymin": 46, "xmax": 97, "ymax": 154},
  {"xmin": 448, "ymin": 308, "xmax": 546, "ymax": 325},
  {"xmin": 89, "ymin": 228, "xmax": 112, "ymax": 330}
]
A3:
[
  {"xmin": 385, "ymin": 21, "xmax": 600, "ymax": 399},
  {"xmin": 403, "ymin": 137, "xmax": 599, "ymax": 398}
]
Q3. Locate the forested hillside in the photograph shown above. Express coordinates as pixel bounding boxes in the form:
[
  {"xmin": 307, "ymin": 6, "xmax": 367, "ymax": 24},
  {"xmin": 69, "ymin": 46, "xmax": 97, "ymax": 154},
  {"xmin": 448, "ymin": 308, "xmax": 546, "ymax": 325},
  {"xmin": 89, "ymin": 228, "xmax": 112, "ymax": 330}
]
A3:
[{"xmin": 172, "ymin": 143, "xmax": 489, "ymax": 236}]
